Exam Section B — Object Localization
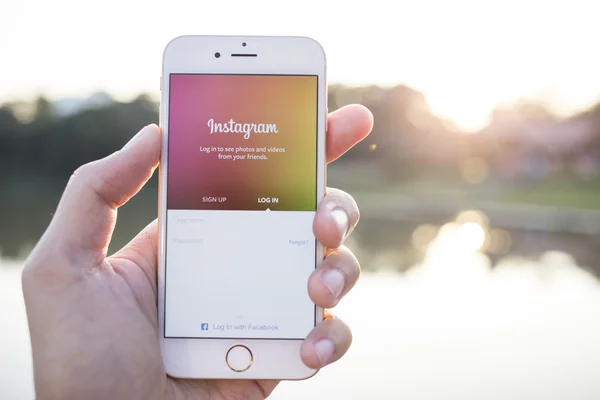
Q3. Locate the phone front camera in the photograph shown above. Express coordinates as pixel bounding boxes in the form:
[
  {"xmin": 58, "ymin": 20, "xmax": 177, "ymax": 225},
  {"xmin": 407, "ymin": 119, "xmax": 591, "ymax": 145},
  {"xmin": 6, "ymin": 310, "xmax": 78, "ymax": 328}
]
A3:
[
  {"xmin": 242, "ymin": 42, "xmax": 247, "ymax": 47},
  {"xmin": 214, "ymin": 52, "xmax": 221, "ymax": 58}
]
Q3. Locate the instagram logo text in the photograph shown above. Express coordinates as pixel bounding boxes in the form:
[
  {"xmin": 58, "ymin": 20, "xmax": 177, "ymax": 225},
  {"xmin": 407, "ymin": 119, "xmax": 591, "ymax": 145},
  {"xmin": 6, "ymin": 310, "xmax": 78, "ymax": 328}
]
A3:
[{"xmin": 207, "ymin": 118, "xmax": 279, "ymax": 140}]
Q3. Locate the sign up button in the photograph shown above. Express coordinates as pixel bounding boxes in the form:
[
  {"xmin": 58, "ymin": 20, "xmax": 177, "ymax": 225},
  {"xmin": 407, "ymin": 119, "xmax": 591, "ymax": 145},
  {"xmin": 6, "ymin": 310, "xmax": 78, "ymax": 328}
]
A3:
[{"xmin": 202, "ymin": 196, "xmax": 227, "ymax": 203}]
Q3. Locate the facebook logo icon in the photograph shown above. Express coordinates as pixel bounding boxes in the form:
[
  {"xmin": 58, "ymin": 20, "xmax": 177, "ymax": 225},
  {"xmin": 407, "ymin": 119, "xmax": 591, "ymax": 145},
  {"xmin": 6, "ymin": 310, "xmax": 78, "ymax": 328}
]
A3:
[{"xmin": 201, "ymin": 323, "xmax": 209, "ymax": 331}]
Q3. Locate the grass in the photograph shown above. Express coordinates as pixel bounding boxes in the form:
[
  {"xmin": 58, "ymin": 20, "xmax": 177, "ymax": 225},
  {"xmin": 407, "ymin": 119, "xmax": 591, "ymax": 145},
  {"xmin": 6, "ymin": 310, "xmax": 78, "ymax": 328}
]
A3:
[
  {"xmin": 328, "ymin": 161, "xmax": 600, "ymax": 210},
  {"xmin": 498, "ymin": 179, "xmax": 600, "ymax": 209},
  {"xmin": 383, "ymin": 179, "xmax": 600, "ymax": 210}
]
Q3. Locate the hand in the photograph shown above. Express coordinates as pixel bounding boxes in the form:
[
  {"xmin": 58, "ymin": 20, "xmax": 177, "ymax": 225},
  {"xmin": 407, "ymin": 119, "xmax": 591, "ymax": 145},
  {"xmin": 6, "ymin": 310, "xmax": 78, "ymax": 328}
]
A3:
[{"xmin": 22, "ymin": 104, "xmax": 373, "ymax": 400}]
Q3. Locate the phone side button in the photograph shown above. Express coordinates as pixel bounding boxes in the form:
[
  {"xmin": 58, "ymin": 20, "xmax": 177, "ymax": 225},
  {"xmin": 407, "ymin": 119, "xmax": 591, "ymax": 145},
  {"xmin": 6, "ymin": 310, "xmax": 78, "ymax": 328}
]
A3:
[{"xmin": 226, "ymin": 345, "xmax": 253, "ymax": 372}]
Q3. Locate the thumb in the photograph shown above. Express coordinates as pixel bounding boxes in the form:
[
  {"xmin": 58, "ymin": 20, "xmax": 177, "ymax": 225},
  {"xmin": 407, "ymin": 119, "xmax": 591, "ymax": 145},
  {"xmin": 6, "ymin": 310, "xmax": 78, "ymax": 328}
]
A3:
[{"xmin": 28, "ymin": 124, "xmax": 161, "ymax": 271}]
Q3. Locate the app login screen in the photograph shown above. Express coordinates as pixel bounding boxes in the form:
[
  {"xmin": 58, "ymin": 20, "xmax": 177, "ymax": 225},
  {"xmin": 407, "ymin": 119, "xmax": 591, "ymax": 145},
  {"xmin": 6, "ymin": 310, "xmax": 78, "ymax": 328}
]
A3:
[{"xmin": 165, "ymin": 74, "xmax": 318, "ymax": 339}]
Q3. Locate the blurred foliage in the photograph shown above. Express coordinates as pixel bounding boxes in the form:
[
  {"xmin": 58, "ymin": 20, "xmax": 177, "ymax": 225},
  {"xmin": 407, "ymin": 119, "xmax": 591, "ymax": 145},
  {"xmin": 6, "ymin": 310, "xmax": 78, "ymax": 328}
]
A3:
[
  {"xmin": 1, "ymin": 85, "xmax": 600, "ymax": 258},
  {"xmin": 2, "ymin": 85, "xmax": 600, "ymax": 184},
  {"xmin": 0, "ymin": 94, "xmax": 157, "ymax": 181}
]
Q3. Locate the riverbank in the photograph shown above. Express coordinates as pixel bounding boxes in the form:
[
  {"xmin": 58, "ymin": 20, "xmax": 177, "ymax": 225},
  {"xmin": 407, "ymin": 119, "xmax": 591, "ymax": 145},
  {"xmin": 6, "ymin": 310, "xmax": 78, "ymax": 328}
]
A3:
[{"xmin": 352, "ymin": 191, "xmax": 600, "ymax": 235}]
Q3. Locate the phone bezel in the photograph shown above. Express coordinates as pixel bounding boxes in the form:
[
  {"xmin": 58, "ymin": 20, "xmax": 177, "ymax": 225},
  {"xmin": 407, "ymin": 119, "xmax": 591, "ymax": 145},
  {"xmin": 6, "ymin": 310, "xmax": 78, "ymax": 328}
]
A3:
[{"xmin": 158, "ymin": 35, "xmax": 327, "ymax": 380}]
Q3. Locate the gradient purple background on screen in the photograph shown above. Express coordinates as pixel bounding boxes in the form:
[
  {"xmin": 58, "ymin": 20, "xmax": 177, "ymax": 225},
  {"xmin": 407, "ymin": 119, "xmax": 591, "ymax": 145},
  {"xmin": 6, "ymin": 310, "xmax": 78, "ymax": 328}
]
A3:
[{"xmin": 167, "ymin": 74, "xmax": 318, "ymax": 211}]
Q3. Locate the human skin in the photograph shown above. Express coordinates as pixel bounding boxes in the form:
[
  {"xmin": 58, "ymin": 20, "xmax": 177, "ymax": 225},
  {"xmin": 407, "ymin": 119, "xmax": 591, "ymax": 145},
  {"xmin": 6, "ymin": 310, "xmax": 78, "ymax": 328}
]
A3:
[{"xmin": 22, "ymin": 104, "xmax": 373, "ymax": 400}]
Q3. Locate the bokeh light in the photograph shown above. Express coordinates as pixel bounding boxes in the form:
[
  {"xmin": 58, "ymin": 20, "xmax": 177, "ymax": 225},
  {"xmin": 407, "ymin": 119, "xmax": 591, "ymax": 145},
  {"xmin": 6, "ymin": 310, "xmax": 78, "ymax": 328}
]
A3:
[
  {"xmin": 411, "ymin": 224, "xmax": 438, "ymax": 251},
  {"xmin": 456, "ymin": 222, "xmax": 487, "ymax": 252},
  {"xmin": 460, "ymin": 157, "xmax": 489, "ymax": 184}
]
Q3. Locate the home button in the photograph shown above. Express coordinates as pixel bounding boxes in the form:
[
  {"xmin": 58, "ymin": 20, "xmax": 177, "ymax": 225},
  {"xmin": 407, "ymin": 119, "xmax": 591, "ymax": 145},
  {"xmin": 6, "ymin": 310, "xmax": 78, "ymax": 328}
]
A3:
[{"xmin": 226, "ymin": 345, "xmax": 253, "ymax": 372}]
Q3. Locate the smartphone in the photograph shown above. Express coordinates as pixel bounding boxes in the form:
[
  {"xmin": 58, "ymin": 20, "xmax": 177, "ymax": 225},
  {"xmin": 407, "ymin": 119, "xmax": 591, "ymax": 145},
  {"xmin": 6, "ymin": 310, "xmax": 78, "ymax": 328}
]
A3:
[{"xmin": 157, "ymin": 36, "xmax": 327, "ymax": 380}]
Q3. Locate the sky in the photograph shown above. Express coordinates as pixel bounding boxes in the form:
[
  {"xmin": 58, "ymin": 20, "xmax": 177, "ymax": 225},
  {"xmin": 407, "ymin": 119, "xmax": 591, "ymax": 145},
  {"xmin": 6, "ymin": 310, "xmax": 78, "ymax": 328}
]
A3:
[{"xmin": 1, "ymin": 0, "xmax": 598, "ymax": 131}]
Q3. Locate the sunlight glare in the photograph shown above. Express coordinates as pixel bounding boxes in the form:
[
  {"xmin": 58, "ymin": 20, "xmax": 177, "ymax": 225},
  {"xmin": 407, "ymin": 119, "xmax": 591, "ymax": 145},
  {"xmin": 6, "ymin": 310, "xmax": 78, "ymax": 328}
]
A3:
[
  {"xmin": 455, "ymin": 210, "xmax": 489, "ymax": 228},
  {"xmin": 487, "ymin": 229, "xmax": 512, "ymax": 255},
  {"xmin": 411, "ymin": 224, "xmax": 438, "ymax": 251},
  {"xmin": 425, "ymin": 220, "xmax": 487, "ymax": 260},
  {"xmin": 456, "ymin": 222, "xmax": 487, "ymax": 252}
]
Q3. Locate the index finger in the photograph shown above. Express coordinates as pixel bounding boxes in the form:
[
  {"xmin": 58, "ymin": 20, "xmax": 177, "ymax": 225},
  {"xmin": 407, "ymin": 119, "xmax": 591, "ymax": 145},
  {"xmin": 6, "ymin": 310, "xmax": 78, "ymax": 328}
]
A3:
[
  {"xmin": 26, "ymin": 125, "xmax": 161, "ymax": 270},
  {"xmin": 326, "ymin": 104, "xmax": 373, "ymax": 163}
]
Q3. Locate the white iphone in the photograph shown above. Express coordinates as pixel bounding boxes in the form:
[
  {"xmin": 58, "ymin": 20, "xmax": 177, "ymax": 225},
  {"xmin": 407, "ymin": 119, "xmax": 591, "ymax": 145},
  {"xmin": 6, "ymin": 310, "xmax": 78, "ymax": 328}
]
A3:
[{"xmin": 157, "ymin": 36, "xmax": 327, "ymax": 380}]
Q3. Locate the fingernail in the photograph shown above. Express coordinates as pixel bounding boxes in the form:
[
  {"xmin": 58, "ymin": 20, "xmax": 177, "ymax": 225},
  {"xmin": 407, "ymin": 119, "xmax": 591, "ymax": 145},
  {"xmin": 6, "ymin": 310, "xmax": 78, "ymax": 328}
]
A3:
[
  {"xmin": 322, "ymin": 268, "xmax": 345, "ymax": 299},
  {"xmin": 314, "ymin": 338, "xmax": 335, "ymax": 365},
  {"xmin": 330, "ymin": 208, "xmax": 349, "ymax": 239}
]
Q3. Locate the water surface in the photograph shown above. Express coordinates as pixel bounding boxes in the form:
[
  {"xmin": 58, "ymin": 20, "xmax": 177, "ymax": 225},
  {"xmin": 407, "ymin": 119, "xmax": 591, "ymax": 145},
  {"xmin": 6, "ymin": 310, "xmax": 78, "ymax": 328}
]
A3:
[{"xmin": 2, "ymin": 224, "xmax": 600, "ymax": 399}]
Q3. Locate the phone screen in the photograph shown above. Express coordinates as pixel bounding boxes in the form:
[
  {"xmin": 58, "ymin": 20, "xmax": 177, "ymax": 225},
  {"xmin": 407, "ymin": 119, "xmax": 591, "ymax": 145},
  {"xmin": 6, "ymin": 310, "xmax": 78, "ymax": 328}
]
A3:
[{"xmin": 164, "ymin": 74, "xmax": 319, "ymax": 340}]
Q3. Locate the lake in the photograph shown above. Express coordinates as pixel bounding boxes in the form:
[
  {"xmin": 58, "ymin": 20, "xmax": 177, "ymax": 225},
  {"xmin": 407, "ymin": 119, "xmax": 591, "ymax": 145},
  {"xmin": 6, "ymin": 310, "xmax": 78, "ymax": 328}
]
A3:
[{"xmin": 2, "ymin": 219, "xmax": 600, "ymax": 399}]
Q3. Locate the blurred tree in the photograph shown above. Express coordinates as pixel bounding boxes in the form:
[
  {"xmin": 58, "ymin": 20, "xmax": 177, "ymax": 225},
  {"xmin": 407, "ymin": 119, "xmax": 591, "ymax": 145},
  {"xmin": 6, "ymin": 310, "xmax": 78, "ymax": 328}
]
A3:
[
  {"xmin": 32, "ymin": 96, "xmax": 55, "ymax": 125},
  {"xmin": 0, "ymin": 106, "xmax": 21, "ymax": 177},
  {"xmin": 1, "ymin": 86, "xmax": 600, "ymax": 257},
  {"xmin": 0, "ymin": 86, "xmax": 598, "ymax": 189}
]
